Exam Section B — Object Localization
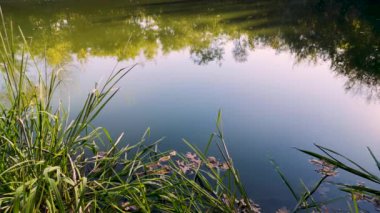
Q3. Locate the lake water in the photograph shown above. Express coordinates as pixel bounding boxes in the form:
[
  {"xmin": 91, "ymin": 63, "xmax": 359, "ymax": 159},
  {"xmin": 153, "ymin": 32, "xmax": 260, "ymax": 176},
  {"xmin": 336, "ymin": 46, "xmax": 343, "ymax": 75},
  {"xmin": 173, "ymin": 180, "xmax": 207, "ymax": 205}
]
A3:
[{"xmin": 2, "ymin": 0, "xmax": 380, "ymax": 211}]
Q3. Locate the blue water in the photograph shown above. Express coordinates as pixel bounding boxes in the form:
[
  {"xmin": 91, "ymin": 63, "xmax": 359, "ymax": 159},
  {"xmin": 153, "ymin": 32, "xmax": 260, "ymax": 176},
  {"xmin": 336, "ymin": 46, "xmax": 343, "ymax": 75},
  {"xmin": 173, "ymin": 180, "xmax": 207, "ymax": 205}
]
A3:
[{"xmin": 62, "ymin": 47, "xmax": 380, "ymax": 210}]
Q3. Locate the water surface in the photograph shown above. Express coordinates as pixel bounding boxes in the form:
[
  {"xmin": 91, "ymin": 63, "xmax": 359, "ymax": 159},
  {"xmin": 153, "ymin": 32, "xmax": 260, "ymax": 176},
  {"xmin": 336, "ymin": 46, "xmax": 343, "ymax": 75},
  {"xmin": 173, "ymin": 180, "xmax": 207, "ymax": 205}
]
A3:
[{"xmin": 2, "ymin": 0, "xmax": 380, "ymax": 210}]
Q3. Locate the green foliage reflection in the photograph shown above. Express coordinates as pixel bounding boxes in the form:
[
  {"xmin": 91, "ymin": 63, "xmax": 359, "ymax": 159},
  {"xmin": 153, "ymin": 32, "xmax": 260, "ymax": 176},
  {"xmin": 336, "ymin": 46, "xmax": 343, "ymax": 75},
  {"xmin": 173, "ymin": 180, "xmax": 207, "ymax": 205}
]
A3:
[{"xmin": 1, "ymin": 0, "xmax": 379, "ymax": 96}]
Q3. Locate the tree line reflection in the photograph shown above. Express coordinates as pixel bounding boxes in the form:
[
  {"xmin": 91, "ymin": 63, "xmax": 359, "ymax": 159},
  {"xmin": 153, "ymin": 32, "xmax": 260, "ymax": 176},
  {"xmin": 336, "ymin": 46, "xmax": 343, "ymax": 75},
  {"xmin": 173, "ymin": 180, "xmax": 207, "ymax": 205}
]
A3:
[{"xmin": 2, "ymin": 0, "xmax": 379, "ymax": 98}]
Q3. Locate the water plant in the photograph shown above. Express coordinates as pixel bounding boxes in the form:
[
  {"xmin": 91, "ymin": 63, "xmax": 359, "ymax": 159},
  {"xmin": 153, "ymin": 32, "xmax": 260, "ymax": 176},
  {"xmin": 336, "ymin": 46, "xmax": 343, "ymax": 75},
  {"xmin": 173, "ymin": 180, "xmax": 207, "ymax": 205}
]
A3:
[{"xmin": 272, "ymin": 144, "xmax": 380, "ymax": 212}]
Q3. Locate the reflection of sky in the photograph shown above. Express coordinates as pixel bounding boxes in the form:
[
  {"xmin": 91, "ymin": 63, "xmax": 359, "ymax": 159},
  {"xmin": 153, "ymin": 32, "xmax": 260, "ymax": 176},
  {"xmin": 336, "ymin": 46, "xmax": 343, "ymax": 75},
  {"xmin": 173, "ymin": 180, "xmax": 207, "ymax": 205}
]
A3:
[{"xmin": 61, "ymin": 44, "xmax": 380, "ymax": 211}]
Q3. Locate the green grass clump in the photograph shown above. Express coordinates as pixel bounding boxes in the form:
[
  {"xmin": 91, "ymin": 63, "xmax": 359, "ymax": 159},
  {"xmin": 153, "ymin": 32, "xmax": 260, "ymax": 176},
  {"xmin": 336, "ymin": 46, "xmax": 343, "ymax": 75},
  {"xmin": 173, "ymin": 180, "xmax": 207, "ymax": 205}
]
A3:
[
  {"xmin": 272, "ymin": 144, "xmax": 380, "ymax": 212},
  {"xmin": 0, "ymin": 18, "xmax": 258, "ymax": 212}
]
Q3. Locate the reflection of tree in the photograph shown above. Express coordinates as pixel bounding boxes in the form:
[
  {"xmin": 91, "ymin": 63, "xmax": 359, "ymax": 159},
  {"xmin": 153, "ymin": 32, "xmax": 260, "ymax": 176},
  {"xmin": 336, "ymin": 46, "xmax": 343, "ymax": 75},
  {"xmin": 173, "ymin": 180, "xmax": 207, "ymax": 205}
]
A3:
[
  {"xmin": 2, "ymin": 0, "xmax": 379, "ymax": 98},
  {"xmin": 191, "ymin": 46, "xmax": 224, "ymax": 66},
  {"xmin": 190, "ymin": 39, "xmax": 225, "ymax": 65},
  {"xmin": 232, "ymin": 36, "xmax": 250, "ymax": 63},
  {"xmin": 276, "ymin": 0, "xmax": 380, "ymax": 99}
]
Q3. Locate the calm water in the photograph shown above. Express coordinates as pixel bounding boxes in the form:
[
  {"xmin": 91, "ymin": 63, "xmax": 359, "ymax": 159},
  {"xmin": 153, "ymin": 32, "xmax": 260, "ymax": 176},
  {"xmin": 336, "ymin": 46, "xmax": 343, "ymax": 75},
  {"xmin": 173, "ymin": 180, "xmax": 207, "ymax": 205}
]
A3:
[{"xmin": 2, "ymin": 0, "xmax": 380, "ymax": 210}]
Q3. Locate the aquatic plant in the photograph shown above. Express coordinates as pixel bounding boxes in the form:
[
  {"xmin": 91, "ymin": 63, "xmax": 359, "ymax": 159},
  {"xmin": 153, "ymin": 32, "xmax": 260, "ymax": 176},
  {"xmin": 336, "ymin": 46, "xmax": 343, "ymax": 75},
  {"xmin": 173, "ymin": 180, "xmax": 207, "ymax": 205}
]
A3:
[{"xmin": 272, "ymin": 144, "xmax": 380, "ymax": 212}]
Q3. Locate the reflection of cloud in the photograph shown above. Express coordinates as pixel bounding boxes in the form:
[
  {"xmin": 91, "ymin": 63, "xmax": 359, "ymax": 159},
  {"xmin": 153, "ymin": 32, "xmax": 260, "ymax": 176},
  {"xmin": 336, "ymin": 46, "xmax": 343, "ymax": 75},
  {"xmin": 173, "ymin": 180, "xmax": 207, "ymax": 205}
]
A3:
[
  {"xmin": 134, "ymin": 16, "xmax": 159, "ymax": 31},
  {"xmin": 51, "ymin": 19, "xmax": 68, "ymax": 31}
]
